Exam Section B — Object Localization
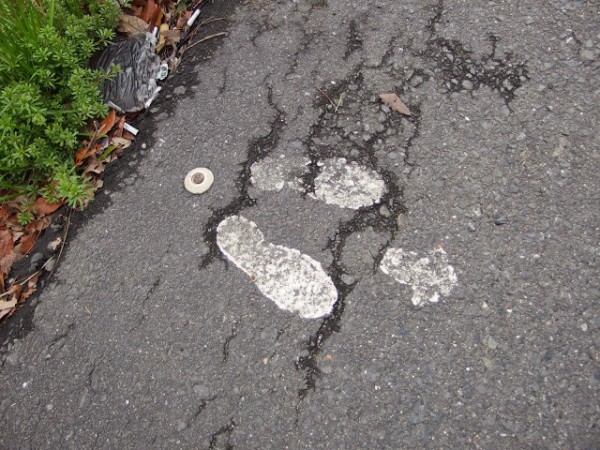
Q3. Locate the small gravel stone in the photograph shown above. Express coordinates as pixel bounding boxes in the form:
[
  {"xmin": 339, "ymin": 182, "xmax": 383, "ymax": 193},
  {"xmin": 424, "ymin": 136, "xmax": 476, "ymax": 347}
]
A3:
[
  {"xmin": 396, "ymin": 213, "xmax": 407, "ymax": 228},
  {"xmin": 341, "ymin": 274, "xmax": 356, "ymax": 285},
  {"xmin": 379, "ymin": 206, "xmax": 391, "ymax": 217},
  {"xmin": 482, "ymin": 357, "xmax": 494, "ymax": 370},
  {"xmin": 499, "ymin": 104, "xmax": 511, "ymax": 117},
  {"xmin": 487, "ymin": 336, "xmax": 498, "ymax": 350},
  {"xmin": 495, "ymin": 217, "xmax": 508, "ymax": 225},
  {"xmin": 467, "ymin": 222, "xmax": 476, "ymax": 232},
  {"xmin": 193, "ymin": 384, "xmax": 210, "ymax": 397},
  {"xmin": 44, "ymin": 258, "xmax": 56, "ymax": 272},
  {"xmin": 461, "ymin": 79, "xmax": 473, "ymax": 90},
  {"xmin": 173, "ymin": 86, "xmax": 186, "ymax": 95},
  {"xmin": 580, "ymin": 49, "xmax": 596, "ymax": 61},
  {"xmin": 288, "ymin": 140, "xmax": 304, "ymax": 150}
]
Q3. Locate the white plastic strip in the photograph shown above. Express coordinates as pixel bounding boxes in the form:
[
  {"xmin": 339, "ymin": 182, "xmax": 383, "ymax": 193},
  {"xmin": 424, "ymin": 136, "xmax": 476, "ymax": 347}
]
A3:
[
  {"xmin": 187, "ymin": 9, "xmax": 201, "ymax": 27},
  {"xmin": 123, "ymin": 123, "xmax": 139, "ymax": 136}
]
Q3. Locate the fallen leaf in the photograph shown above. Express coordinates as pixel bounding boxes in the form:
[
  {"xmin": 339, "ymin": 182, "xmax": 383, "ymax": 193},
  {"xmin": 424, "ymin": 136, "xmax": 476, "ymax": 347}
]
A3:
[
  {"xmin": 111, "ymin": 137, "xmax": 132, "ymax": 149},
  {"xmin": 0, "ymin": 206, "xmax": 12, "ymax": 222},
  {"xmin": 75, "ymin": 143, "xmax": 100, "ymax": 166},
  {"xmin": 27, "ymin": 217, "xmax": 51, "ymax": 233},
  {"xmin": 82, "ymin": 156, "xmax": 106, "ymax": 176},
  {"xmin": 11, "ymin": 231, "xmax": 23, "ymax": 243},
  {"xmin": 19, "ymin": 273, "xmax": 40, "ymax": 304},
  {"xmin": 0, "ymin": 252, "xmax": 18, "ymax": 276},
  {"xmin": 0, "ymin": 298, "xmax": 17, "ymax": 320},
  {"xmin": 141, "ymin": 0, "xmax": 159, "ymax": 25},
  {"xmin": 0, "ymin": 229, "xmax": 13, "ymax": 259},
  {"xmin": 98, "ymin": 109, "xmax": 118, "ymax": 137},
  {"xmin": 112, "ymin": 117, "xmax": 126, "ymax": 138},
  {"xmin": 33, "ymin": 197, "xmax": 63, "ymax": 216},
  {"xmin": 155, "ymin": 23, "xmax": 170, "ymax": 52},
  {"xmin": 14, "ymin": 234, "xmax": 36, "ymax": 256},
  {"xmin": 162, "ymin": 29, "xmax": 181, "ymax": 45},
  {"xmin": 118, "ymin": 13, "xmax": 149, "ymax": 35},
  {"xmin": 379, "ymin": 93, "xmax": 411, "ymax": 116}
]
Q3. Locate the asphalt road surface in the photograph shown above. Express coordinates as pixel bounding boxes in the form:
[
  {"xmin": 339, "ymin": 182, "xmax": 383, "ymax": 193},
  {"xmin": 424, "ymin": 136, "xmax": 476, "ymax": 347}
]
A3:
[{"xmin": 1, "ymin": 0, "xmax": 599, "ymax": 448}]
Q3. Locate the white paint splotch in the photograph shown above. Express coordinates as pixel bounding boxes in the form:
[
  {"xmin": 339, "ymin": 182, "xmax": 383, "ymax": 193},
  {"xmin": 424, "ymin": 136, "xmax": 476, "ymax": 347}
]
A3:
[
  {"xmin": 311, "ymin": 158, "xmax": 387, "ymax": 210},
  {"xmin": 380, "ymin": 247, "xmax": 458, "ymax": 307},
  {"xmin": 251, "ymin": 156, "xmax": 386, "ymax": 210},
  {"xmin": 216, "ymin": 215, "xmax": 337, "ymax": 319},
  {"xmin": 250, "ymin": 155, "xmax": 309, "ymax": 192}
]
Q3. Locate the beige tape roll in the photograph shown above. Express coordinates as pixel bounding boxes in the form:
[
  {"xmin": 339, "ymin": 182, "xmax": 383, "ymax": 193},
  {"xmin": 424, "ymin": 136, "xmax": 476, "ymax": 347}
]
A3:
[{"xmin": 184, "ymin": 167, "xmax": 214, "ymax": 194}]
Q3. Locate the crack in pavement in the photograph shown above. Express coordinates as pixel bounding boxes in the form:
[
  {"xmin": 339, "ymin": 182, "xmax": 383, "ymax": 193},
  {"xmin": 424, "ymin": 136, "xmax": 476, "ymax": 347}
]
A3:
[
  {"xmin": 343, "ymin": 19, "xmax": 364, "ymax": 60},
  {"xmin": 48, "ymin": 321, "xmax": 76, "ymax": 350},
  {"xmin": 295, "ymin": 68, "xmax": 409, "ymax": 402},
  {"xmin": 208, "ymin": 418, "xmax": 235, "ymax": 450},
  {"xmin": 422, "ymin": 0, "xmax": 529, "ymax": 104},
  {"xmin": 129, "ymin": 276, "xmax": 161, "ymax": 333},
  {"xmin": 285, "ymin": 28, "xmax": 316, "ymax": 78},
  {"xmin": 222, "ymin": 316, "xmax": 242, "ymax": 363},
  {"xmin": 192, "ymin": 396, "xmax": 218, "ymax": 421}
]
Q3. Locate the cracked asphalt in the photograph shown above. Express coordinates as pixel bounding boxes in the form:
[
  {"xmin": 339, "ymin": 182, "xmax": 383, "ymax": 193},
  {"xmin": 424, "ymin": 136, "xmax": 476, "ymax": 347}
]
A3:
[{"xmin": 1, "ymin": 0, "xmax": 599, "ymax": 448}]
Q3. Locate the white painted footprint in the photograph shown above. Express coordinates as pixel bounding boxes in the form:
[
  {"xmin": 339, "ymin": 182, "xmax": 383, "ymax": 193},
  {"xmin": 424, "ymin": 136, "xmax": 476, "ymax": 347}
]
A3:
[
  {"xmin": 216, "ymin": 215, "xmax": 337, "ymax": 319},
  {"xmin": 251, "ymin": 156, "xmax": 387, "ymax": 210},
  {"xmin": 380, "ymin": 247, "xmax": 457, "ymax": 307}
]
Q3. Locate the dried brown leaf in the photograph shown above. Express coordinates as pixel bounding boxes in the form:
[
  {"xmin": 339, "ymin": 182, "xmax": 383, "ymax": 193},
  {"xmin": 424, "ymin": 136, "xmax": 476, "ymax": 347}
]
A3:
[
  {"xmin": 0, "ymin": 298, "xmax": 17, "ymax": 320},
  {"xmin": 0, "ymin": 229, "xmax": 13, "ymax": 259},
  {"xmin": 163, "ymin": 29, "xmax": 181, "ymax": 44},
  {"xmin": 27, "ymin": 217, "xmax": 51, "ymax": 233},
  {"xmin": 112, "ymin": 137, "xmax": 132, "ymax": 149},
  {"xmin": 379, "ymin": 93, "xmax": 411, "ymax": 116},
  {"xmin": 83, "ymin": 156, "xmax": 106, "ymax": 176},
  {"xmin": 14, "ymin": 233, "xmax": 36, "ymax": 256},
  {"xmin": 118, "ymin": 13, "xmax": 150, "ymax": 35},
  {"xmin": 19, "ymin": 273, "xmax": 40, "ymax": 304},
  {"xmin": 98, "ymin": 109, "xmax": 118, "ymax": 137},
  {"xmin": 33, "ymin": 197, "xmax": 63, "ymax": 216},
  {"xmin": 0, "ymin": 253, "xmax": 18, "ymax": 276},
  {"xmin": 0, "ymin": 206, "xmax": 12, "ymax": 222}
]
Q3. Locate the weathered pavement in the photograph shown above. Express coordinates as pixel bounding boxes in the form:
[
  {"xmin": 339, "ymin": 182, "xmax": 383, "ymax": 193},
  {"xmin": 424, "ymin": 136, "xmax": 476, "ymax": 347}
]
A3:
[{"xmin": 1, "ymin": 0, "xmax": 599, "ymax": 448}]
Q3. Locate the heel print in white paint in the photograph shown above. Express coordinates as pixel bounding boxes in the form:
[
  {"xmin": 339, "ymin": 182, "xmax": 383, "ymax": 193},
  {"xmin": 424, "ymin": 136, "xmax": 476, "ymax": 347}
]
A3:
[
  {"xmin": 380, "ymin": 247, "xmax": 458, "ymax": 307},
  {"xmin": 216, "ymin": 215, "xmax": 337, "ymax": 319}
]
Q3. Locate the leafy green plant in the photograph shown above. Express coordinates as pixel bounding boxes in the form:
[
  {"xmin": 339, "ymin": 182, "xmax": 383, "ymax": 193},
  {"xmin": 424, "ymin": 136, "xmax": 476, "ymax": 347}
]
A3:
[{"xmin": 0, "ymin": 0, "xmax": 120, "ymax": 211}]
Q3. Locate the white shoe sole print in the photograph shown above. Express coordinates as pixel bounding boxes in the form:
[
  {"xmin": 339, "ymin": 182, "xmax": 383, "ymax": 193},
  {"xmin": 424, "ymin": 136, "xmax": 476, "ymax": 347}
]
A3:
[
  {"xmin": 251, "ymin": 156, "xmax": 387, "ymax": 210},
  {"xmin": 380, "ymin": 247, "xmax": 458, "ymax": 307},
  {"xmin": 218, "ymin": 157, "xmax": 458, "ymax": 317},
  {"xmin": 216, "ymin": 215, "xmax": 337, "ymax": 319}
]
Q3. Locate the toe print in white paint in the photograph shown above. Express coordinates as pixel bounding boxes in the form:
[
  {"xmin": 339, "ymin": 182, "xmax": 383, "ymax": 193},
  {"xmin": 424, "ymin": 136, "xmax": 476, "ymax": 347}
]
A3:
[
  {"xmin": 380, "ymin": 247, "xmax": 458, "ymax": 307},
  {"xmin": 216, "ymin": 215, "xmax": 337, "ymax": 319}
]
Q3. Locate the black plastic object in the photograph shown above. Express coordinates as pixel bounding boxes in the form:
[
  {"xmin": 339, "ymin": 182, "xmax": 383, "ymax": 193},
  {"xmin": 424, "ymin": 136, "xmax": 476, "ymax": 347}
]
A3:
[{"xmin": 91, "ymin": 33, "xmax": 161, "ymax": 112}]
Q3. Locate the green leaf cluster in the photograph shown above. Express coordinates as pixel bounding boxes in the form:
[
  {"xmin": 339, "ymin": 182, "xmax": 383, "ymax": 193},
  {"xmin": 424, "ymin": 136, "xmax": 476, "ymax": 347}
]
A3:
[{"xmin": 0, "ymin": 0, "xmax": 120, "ymax": 213}]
